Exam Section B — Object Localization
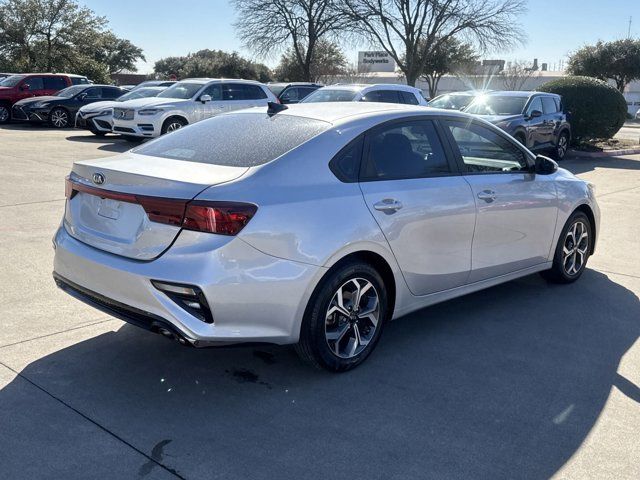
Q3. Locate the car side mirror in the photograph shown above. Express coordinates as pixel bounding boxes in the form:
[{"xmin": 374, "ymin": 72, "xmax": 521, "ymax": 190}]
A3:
[
  {"xmin": 20, "ymin": 84, "xmax": 28, "ymax": 91},
  {"xmin": 528, "ymin": 109, "xmax": 542, "ymax": 119},
  {"xmin": 77, "ymin": 93, "xmax": 87, "ymax": 100},
  {"xmin": 534, "ymin": 155, "xmax": 558, "ymax": 175},
  {"xmin": 200, "ymin": 94, "xmax": 211, "ymax": 103}
]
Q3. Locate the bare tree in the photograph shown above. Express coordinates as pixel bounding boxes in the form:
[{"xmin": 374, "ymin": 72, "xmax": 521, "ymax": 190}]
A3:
[
  {"xmin": 419, "ymin": 37, "xmax": 478, "ymax": 98},
  {"xmin": 499, "ymin": 59, "xmax": 540, "ymax": 90},
  {"xmin": 341, "ymin": 0, "xmax": 526, "ymax": 86},
  {"xmin": 232, "ymin": 0, "xmax": 347, "ymax": 82}
]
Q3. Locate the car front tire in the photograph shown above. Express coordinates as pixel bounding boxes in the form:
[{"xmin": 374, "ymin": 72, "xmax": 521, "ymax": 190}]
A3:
[
  {"xmin": 49, "ymin": 107, "xmax": 70, "ymax": 128},
  {"xmin": 542, "ymin": 211, "xmax": 592, "ymax": 283},
  {"xmin": 296, "ymin": 261, "xmax": 388, "ymax": 372}
]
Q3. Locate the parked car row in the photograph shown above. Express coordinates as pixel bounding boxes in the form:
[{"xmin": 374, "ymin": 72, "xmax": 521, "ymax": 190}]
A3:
[{"xmin": 1, "ymin": 72, "xmax": 572, "ymax": 160}]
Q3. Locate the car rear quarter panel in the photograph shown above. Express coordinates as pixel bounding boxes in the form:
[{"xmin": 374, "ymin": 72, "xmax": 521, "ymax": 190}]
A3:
[{"xmin": 192, "ymin": 123, "xmax": 412, "ymax": 318}]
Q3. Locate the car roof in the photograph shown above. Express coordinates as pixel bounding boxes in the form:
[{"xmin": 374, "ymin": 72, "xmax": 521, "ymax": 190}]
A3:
[
  {"xmin": 320, "ymin": 83, "xmax": 420, "ymax": 93},
  {"xmin": 484, "ymin": 90, "xmax": 559, "ymax": 98},
  {"xmin": 239, "ymin": 102, "xmax": 466, "ymax": 125},
  {"xmin": 179, "ymin": 78, "xmax": 267, "ymax": 85}
]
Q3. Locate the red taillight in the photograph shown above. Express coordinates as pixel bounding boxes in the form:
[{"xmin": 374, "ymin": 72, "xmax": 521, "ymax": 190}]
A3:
[
  {"xmin": 183, "ymin": 202, "xmax": 257, "ymax": 236},
  {"xmin": 66, "ymin": 178, "xmax": 256, "ymax": 235}
]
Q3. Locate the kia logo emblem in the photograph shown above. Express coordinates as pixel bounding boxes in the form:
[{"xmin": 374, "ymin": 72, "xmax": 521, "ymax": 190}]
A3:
[{"xmin": 92, "ymin": 173, "xmax": 105, "ymax": 185}]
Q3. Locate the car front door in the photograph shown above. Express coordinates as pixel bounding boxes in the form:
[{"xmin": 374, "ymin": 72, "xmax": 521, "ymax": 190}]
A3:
[
  {"xmin": 442, "ymin": 119, "xmax": 558, "ymax": 282},
  {"xmin": 195, "ymin": 83, "xmax": 225, "ymax": 121},
  {"xmin": 358, "ymin": 119, "xmax": 476, "ymax": 295},
  {"xmin": 524, "ymin": 96, "xmax": 545, "ymax": 150},
  {"xmin": 18, "ymin": 76, "xmax": 45, "ymax": 101}
]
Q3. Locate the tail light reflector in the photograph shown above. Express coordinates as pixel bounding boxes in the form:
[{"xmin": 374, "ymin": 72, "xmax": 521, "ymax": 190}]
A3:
[{"xmin": 65, "ymin": 177, "xmax": 257, "ymax": 235}]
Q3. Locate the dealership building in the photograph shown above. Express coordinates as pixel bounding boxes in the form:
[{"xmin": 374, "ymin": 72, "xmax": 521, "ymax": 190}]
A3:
[{"xmin": 352, "ymin": 51, "xmax": 640, "ymax": 116}]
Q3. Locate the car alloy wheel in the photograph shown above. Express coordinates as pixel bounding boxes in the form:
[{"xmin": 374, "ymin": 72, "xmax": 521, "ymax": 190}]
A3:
[
  {"xmin": 324, "ymin": 278, "xmax": 380, "ymax": 359},
  {"xmin": 0, "ymin": 106, "xmax": 9, "ymax": 123},
  {"xmin": 50, "ymin": 109, "xmax": 68, "ymax": 128},
  {"xmin": 166, "ymin": 121, "xmax": 183, "ymax": 133},
  {"xmin": 562, "ymin": 220, "xmax": 589, "ymax": 276},
  {"xmin": 557, "ymin": 134, "xmax": 568, "ymax": 159}
]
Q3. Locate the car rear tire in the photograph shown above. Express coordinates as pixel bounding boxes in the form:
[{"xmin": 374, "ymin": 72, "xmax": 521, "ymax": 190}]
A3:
[
  {"xmin": 542, "ymin": 211, "xmax": 592, "ymax": 284},
  {"xmin": 295, "ymin": 261, "xmax": 388, "ymax": 372},
  {"xmin": 554, "ymin": 131, "xmax": 570, "ymax": 160},
  {"xmin": 0, "ymin": 104, "xmax": 10, "ymax": 124},
  {"xmin": 49, "ymin": 107, "xmax": 70, "ymax": 128},
  {"xmin": 161, "ymin": 117, "xmax": 186, "ymax": 135}
]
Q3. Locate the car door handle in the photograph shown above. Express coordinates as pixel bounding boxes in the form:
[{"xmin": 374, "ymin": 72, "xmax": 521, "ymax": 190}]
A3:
[
  {"xmin": 477, "ymin": 190, "xmax": 496, "ymax": 202},
  {"xmin": 373, "ymin": 199, "xmax": 403, "ymax": 213}
]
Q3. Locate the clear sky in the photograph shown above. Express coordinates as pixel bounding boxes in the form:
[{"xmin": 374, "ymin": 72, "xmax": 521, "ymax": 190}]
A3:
[{"xmin": 81, "ymin": 0, "xmax": 640, "ymax": 73}]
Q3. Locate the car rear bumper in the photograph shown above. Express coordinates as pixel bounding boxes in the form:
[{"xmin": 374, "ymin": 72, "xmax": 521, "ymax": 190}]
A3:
[{"xmin": 53, "ymin": 225, "xmax": 323, "ymax": 346}]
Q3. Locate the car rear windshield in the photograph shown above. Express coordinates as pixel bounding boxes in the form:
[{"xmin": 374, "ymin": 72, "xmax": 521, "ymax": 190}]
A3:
[
  {"xmin": 465, "ymin": 95, "xmax": 528, "ymax": 115},
  {"xmin": 133, "ymin": 113, "xmax": 330, "ymax": 167},
  {"xmin": 302, "ymin": 89, "xmax": 358, "ymax": 103}
]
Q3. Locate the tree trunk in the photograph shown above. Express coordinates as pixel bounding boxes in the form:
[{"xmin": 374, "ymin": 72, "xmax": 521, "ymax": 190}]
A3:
[{"xmin": 405, "ymin": 70, "xmax": 419, "ymax": 87}]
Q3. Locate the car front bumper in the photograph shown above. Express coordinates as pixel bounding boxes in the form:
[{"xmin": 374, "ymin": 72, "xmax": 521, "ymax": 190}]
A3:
[
  {"xmin": 76, "ymin": 112, "xmax": 113, "ymax": 132},
  {"xmin": 11, "ymin": 105, "xmax": 49, "ymax": 123},
  {"xmin": 111, "ymin": 117, "xmax": 159, "ymax": 138},
  {"xmin": 53, "ymin": 225, "xmax": 323, "ymax": 347}
]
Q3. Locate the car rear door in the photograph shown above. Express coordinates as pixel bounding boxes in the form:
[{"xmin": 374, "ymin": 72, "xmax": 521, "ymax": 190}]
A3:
[
  {"xmin": 222, "ymin": 83, "xmax": 268, "ymax": 112},
  {"xmin": 441, "ymin": 118, "xmax": 558, "ymax": 282},
  {"xmin": 358, "ymin": 118, "xmax": 476, "ymax": 295},
  {"xmin": 541, "ymin": 95, "xmax": 561, "ymax": 148},
  {"xmin": 43, "ymin": 76, "xmax": 68, "ymax": 95}
]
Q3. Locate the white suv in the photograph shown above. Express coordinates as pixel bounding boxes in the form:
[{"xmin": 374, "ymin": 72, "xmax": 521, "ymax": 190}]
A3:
[
  {"xmin": 111, "ymin": 78, "xmax": 277, "ymax": 139},
  {"xmin": 301, "ymin": 83, "xmax": 428, "ymax": 106}
]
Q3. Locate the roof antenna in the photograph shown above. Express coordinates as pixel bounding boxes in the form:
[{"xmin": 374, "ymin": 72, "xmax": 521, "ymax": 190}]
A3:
[{"xmin": 267, "ymin": 101, "xmax": 288, "ymax": 116}]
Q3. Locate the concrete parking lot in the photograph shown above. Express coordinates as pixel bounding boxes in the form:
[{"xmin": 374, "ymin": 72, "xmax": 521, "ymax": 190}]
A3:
[{"xmin": 0, "ymin": 123, "xmax": 638, "ymax": 479}]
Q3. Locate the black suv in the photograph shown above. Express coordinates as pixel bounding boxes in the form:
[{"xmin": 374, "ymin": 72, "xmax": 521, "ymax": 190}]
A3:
[
  {"xmin": 267, "ymin": 82, "xmax": 322, "ymax": 104},
  {"xmin": 463, "ymin": 91, "xmax": 571, "ymax": 160}
]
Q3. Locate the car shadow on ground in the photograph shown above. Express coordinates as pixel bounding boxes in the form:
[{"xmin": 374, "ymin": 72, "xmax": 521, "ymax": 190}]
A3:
[
  {"xmin": 1, "ymin": 270, "xmax": 638, "ymax": 478},
  {"xmin": 563, "ymin": 154, "xmax": 640, "ymax": 174},
  {"xmin": 65, "ymin": 134, "xmax": 136, "ymax": 153}
]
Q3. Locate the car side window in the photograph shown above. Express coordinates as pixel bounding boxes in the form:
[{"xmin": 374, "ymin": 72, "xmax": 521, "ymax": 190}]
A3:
[
  {"xmin": 103, "ymin": 87, "xmax": 123, "ymax": 99},
  {"xmin": 43, "ymin": 76, "xmax": 67, "ymax": 90},
  {"xmin": 400, "ymin": 91, "xmax": 419, "ymax": 105},
  {"xmin": 298, "ymin": 87, "xmax": 316, "ymax": 100},
  {"xmin": 541, "ymin": 96, "xmax": 558, "ymax": 114},
  {"xmin": 202, "ymin": 84, "xmax": 222, "ymax": 100},
  {"xmin": 83, "ymin": 87, "xmax": 102, "ymax": 99},
  {"xmin": 362, "ymin": 90, "xmax": 401, "ymax": 104},
  {"xmin": 244, "ymin": 84, "xmax": 268, "ymax": 100},
  {"xmin": 71, "ymin": 77, "xmax": 89, "ymax": 85},
  {"xmin": 280, "ymin": 87, "xmax": 299, "ymax": 103},
  {"xmin": 361, "ymin": 120, "xmax": 451, "ymax": 181},
  {"xmin": 329, "ymin": 136, "xmax": 363, "ymax": 182},
  {"xmin": 443, "ymin": 120, "xmax": 529, "ymax": 174},
  {"xmin": 223, "ymin": 84, "xmax": 267, "ymax": 101},
  {"xmin": 526, "ymin": 97, "xmax": 543, "ymax": 115},
  {"xmin": 24, "ymin": 77, "xmax": 44, "ymax": 90}
]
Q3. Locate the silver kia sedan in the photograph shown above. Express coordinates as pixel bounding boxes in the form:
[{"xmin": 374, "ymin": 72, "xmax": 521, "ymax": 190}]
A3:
[{"xmin": 53, "ymin": 102, "xmax": 600, "ymax": 371}]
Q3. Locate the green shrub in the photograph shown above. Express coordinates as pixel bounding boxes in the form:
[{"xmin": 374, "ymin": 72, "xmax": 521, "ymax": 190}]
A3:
[{"xmin": 536, "ymin": 76, "xmax": 627, "ymax": 142}]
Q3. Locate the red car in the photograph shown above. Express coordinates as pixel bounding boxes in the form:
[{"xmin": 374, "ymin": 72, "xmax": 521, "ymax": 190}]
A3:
[{"xmin": 0, "ymin": 73, "xmax": 90, "ymax": 124}]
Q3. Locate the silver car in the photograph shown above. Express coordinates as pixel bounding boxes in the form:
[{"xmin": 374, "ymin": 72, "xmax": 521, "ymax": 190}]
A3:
[{"xmin": 53, "ymin": 102, "xmax": 600, "ymax": 371}]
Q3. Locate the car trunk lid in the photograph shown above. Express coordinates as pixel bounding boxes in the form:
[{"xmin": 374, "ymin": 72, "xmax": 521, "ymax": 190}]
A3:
[{"xmin": 64, "ymin": 152, "xmax": 248, "ymax": 260}]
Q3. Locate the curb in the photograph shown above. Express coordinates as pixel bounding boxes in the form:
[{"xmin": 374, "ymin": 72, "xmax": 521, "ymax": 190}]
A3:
[{"xmin": 568, "ymin": 148, "xmax": 640, "ymax": 158}]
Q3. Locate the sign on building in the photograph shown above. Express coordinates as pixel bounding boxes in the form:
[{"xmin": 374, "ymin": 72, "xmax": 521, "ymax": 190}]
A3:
[{"xmin": 358, "ymin": 51, "xmax": 396, "ymax": 73}]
